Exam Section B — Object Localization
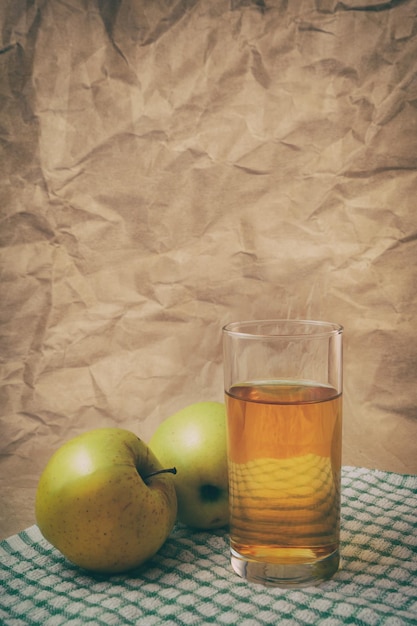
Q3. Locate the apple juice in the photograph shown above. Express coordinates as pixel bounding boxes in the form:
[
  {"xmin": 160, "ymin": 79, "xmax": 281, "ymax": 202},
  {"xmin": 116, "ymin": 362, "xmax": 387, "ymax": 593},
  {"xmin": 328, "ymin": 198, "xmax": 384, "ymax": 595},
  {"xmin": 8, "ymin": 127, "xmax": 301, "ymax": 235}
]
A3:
[{"xmin": 225, "ymin": 381, "xmax": 342, "ymax": 565}]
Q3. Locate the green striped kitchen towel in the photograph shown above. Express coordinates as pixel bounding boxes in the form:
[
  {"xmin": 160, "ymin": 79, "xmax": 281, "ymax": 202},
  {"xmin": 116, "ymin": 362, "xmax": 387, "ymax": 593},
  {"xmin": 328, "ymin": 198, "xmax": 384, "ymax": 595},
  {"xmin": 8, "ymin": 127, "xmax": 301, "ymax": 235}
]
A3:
[{"xmin": 1, "ymin": 466, "xmax": 416, "ymax": 625}]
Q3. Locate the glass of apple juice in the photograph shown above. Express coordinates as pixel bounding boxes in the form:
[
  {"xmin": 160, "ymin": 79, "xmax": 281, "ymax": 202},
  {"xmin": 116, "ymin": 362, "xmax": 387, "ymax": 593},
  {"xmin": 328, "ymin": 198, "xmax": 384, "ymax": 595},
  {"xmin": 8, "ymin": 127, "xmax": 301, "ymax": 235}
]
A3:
[{"xmin": 222, "ymin": 320, "xmax": 343, "ymax": 588}]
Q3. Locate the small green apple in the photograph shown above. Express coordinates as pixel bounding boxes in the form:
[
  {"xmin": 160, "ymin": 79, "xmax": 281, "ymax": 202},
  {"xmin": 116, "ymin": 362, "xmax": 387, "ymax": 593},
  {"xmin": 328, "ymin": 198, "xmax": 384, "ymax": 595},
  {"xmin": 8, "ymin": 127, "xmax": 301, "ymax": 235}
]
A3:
[
  {"xmin": 149, "ymin": 402, "xmax": 229, "ymax": 530},
  {"xmin": 35, "ymin": 428, "xmax": 177, "ymax": 574}
]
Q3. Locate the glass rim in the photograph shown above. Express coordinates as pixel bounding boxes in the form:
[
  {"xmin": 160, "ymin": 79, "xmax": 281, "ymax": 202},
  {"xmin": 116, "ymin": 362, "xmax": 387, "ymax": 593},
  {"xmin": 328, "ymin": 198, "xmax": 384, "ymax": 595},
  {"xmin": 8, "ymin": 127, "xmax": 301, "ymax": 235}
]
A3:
[{"xmin": 222, "ymin": 319, "xmax": 343, "ymax": 339}]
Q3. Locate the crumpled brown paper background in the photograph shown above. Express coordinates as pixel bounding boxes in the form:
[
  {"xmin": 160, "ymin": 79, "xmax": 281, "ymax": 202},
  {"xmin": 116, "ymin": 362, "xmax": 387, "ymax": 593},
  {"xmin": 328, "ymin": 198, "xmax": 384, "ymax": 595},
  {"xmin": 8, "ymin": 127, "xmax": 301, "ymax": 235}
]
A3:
[{"xmin": 1, "ymin": 0, "xmax": 416, "ymax": 539}]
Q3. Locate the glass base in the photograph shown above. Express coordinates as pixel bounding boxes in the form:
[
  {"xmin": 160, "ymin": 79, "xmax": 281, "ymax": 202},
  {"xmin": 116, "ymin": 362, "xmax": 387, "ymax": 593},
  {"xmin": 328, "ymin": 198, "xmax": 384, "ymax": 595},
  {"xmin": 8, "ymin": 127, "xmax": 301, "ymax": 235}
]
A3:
[{"xmin": 230, "ymin": 547, "xmax": 340, "ymax": 588}]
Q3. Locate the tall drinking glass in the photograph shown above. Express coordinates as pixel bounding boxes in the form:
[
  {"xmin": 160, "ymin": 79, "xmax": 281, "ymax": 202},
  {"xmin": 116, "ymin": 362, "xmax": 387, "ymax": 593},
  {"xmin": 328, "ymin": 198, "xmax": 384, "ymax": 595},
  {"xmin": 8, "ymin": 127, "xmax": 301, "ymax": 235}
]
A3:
[{"xmin": 222, "ymin": 320, "xmax": 343, "ymax": 587}]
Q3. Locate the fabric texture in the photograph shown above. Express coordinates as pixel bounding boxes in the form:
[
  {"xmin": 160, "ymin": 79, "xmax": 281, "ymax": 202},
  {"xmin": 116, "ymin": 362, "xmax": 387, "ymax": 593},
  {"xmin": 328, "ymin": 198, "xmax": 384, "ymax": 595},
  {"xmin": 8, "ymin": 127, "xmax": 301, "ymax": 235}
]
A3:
[{"xmin": 1, "ymin": 466, "xmax": 416, "ymax": 625}]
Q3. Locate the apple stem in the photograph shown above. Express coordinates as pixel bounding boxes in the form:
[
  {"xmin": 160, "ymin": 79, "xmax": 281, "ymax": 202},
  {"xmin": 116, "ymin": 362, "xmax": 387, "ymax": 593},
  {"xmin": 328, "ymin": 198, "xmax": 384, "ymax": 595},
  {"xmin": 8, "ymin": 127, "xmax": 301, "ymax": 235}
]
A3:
[{"xmin": 144, "ymin": 467, "xmax": 177, "ymax": 481}]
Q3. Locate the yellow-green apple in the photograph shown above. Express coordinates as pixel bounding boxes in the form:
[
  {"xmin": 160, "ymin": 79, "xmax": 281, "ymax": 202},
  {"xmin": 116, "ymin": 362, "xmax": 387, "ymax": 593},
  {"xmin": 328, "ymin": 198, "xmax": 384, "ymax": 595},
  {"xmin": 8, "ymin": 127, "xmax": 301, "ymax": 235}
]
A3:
[
  {"xmin": 149, "ymin": 402, "xmax": 229, "ymax": 530},
  {"xmin": 35, "ymin": 428, "xmax": 177, "ymax": 574}
]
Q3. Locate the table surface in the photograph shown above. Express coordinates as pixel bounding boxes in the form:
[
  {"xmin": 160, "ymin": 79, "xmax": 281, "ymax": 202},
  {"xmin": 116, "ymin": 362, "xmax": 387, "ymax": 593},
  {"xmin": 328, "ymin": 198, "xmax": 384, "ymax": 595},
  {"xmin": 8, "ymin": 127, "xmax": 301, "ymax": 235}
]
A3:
[{"xmin": 1, "ymin": 466, "xmax": 417, "ymax": 626}]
